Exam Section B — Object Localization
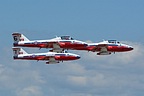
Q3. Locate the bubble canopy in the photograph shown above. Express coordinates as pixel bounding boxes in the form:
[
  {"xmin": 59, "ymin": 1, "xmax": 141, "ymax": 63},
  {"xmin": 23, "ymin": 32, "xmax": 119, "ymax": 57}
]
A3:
[
  {"xmin": 108, "ymin": 40, "xmax": 120, "ymax": 44},
  {"xmin": 60, "ymin": 36, "xmax": 74, "ymax": 40}
]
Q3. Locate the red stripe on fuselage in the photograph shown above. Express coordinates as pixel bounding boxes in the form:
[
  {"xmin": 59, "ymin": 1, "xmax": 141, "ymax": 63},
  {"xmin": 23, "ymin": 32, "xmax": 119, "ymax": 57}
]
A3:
[
  {"xmin": 69, "ymin": 45, "xmax": 132, "ymax": 52},
  {"xmin": 14, "ymin": 43, "xmax": 53, "ymax": 48},
  {"xmin": 14, "ymin": 55, "xmax": 79, "ymax": 61},
  {"xmin": 58, "ymin": 42, "xmax": 87, "ymax": 48},
  {"xmin": 107, "ymin": 46, "xmax": 132, "ymax": 52},
  {"xmin": 14, "ymin": 41, "xmax": 87, "ymax": 49},
  {"xmin": 14, "ymin": 56, "xmax": 47, "ymax": 60},
  {"xmin": 55, "ymin": 55, "xmax": 79, "ymax": 61},
  {"xmin": 69, "ymin": 46, "xmax": 96, "ymax": 51}
]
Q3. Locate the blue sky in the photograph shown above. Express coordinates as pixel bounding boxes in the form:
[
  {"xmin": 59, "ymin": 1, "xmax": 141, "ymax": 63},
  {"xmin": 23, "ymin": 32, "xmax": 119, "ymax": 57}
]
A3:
[{"xmin": 0, "ymin": 0, "xmax": 144, "ymax": 96}]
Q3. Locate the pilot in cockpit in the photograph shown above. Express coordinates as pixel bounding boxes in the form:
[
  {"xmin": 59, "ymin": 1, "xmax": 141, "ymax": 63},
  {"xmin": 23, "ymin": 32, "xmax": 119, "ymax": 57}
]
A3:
[{"xmin": 61, "ymin": 36, "xmax": 74, "ymax": 40}]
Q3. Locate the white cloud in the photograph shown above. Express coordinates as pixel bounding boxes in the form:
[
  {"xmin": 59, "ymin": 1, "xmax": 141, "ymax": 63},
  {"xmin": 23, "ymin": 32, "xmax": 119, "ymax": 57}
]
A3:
[
  {"xmin": 108, "ymin": 41, "xmax": 144, "ymax": 64},
  {"xmin": 1, "ymin": 41, "xmax": 144, "ymax": 96},
  {"xmin": 0, "ymin": 61, "xmax": 45, "ymax": 96},
  {"xmin": 65, "ymin": 93, "xmax": 92, "ymax": 96},
  {"xmin": 16, "ymin": 86, "xmax": 43, "ymax": 96},
  {"xmin": 0, "ymin": 65, "xmax": 45, "ymax": 88},
  {"xmin": 67, "ymin": 76, "xmax": 87, "ymax": 86},
  {"xmin": 60, "ymin": 41, "xmax": 144, "ymax": 96},
  {"xmin": 78, "ymin": 41, "xmax": 144, "ymax": 65},
  {"xmin": 61, "ymin": 63, "xmax": 86, "ymax": 75},
  {"xmin": 0, "ymin": 64, "xmax": 5, "ymax": 74}
]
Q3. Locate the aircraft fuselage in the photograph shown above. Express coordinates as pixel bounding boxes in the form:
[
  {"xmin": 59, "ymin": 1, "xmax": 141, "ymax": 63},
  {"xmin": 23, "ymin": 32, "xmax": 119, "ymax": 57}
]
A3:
[{"xmin": 13, "ymin": 40, "xmax": 87, "ymax": 49}]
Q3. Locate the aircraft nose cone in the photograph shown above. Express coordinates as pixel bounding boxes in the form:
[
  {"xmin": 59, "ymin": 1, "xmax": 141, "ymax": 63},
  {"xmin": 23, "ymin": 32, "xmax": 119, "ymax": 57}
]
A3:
[
  {"xmin": 76, "ymin": 56, "xmax": 81, "ymax": 59},
  {"xmin": 129, "ymin": 47, "xmax": 134, "ymax": 50},
  {"xmin": 128, "ymin": 46, "xmax": 134, "ymax": 51}
]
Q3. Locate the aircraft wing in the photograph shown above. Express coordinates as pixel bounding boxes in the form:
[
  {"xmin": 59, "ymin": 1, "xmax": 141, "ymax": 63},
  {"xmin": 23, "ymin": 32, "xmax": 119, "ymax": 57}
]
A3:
[
  {"xmin": 46, "ymin": 57, "xmax": 59, "ymax": 64},
  {"xmin": 47, "ymin": 42, "xmax": 65, "ymax": 52},
  {"xmin": 92, "ymin": 44, "xmax": 111, "ymax": 55},
  {"xmin": 40, "ymin": 41, "xmax": 63, "ymax": 52},
  {"xmin": 41, "ymin": 42, "xmax": 60, "ymax": 48},
  {"xmin": 91, "ymin": 44, "xmax": 108, "ymax": 51},
  {"xmin": 41, "ymin": 55, "xmax": 59, "ymax": 64}
]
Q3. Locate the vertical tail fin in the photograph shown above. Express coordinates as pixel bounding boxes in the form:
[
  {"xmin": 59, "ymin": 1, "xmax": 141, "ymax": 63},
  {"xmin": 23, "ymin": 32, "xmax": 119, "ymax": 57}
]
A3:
[
  {"xmin": 12, "ymin": 32, "xmax": 30, "ymax": 43},
  {"xmin": 12, "ymin": 47, "xmax": 28, "ymax": 57}
]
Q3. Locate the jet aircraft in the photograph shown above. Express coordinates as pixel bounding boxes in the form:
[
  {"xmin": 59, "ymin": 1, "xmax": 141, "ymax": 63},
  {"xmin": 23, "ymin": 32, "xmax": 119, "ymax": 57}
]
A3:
[
  {"xmin": 12, "ymin": 33, "xmax": 133, "ymax": 55},
  {"xmin": 12, "ymin": 33, "xmax": 87, "ymax": 52},
  {"xmin": 74, "ymin": 40, "xmax": 134, "ymax": 55},
  {"xmin": 12, "ymin": 47, "xmax": 80, "ymax": 64}
]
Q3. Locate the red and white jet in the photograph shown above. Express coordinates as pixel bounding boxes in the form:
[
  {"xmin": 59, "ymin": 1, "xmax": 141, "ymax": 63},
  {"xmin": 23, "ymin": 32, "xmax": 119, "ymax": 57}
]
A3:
[
  {"xmin": 12, "ymin": 33, "xmax": 133, "ymax": 55},
  {"xmin": 12, "ymin": 47, "xmax": 80, "ymax": 64},
  {"xmin": 75, "ymin": 40, "xmax": 134, "ymax": 55},
  {"xmin": 12, "ymin": 33, "xmax": 87, "ymax": 52}
]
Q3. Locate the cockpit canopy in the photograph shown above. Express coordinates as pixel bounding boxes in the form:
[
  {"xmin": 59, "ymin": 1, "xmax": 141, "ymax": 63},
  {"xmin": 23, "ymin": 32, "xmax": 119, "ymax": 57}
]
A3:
[
  {"xmin": 108, "ymin": 40, "xmax": 120, "ymax": 44},
  {"xmin": 60, "ymin": 36, "xmax": 74, "ymax": 40}
]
